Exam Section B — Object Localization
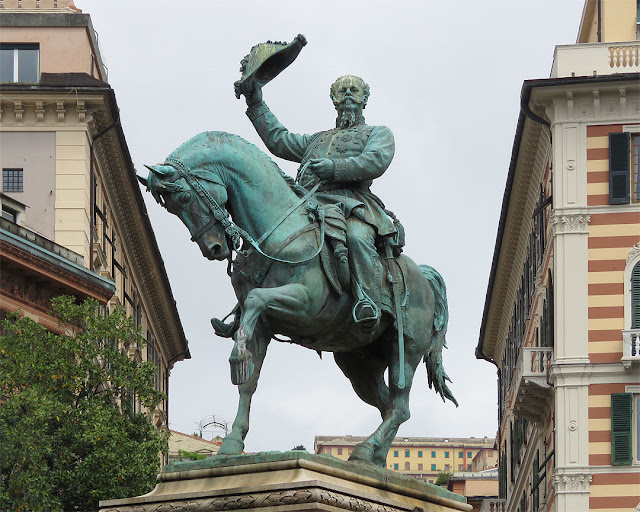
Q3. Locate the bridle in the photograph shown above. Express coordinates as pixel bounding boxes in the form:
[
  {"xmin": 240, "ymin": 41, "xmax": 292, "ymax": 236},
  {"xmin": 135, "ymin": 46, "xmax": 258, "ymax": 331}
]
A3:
[{"xmin": 162, "ymin": 157, "xmax": 325, "ymax": 265}]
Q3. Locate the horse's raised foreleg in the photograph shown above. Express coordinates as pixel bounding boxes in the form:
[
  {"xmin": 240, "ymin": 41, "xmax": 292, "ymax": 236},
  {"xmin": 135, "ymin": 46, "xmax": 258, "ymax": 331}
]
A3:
[
  {"xmin": 218, "ymin": 326, "xmax": 270, "ymax": 456},
  {"xmin": 241, "ymin": 283, "xmax": 310, "ymax": 338}
]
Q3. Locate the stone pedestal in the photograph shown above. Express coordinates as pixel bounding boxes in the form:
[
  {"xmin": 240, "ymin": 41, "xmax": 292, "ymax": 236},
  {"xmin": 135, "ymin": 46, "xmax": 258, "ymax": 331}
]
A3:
[{"xmin": 99, "ymin": 452, "xmax": 471, "ymax": 512}]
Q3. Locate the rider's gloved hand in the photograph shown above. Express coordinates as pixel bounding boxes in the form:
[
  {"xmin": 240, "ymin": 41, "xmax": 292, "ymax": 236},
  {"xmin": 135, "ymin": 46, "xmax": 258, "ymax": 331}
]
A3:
[
  {"xmin": 308, "ymin": 158, "xmax": 334, "ymax": 180},
  {"xmin": 245, "ymin": 82, "xmax": 263, "ymax": 106}
]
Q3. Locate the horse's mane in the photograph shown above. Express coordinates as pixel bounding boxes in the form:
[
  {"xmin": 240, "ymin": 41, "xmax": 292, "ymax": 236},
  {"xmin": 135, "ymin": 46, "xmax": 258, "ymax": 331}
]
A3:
[{"xmin": 171, "ymin": 131, "xmax": 307, "ymax": 197}]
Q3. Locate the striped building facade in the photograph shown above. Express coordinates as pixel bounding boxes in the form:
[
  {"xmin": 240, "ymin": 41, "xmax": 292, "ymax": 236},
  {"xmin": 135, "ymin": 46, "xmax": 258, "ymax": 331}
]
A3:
[{"xmin": 477, "ymin": 2, "xmax": 640, "ymax": 511}]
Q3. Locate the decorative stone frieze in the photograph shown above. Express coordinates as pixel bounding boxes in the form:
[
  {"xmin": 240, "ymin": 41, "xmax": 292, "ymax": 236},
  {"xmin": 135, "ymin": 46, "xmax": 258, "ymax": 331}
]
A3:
[
  {"xmin": 105, "ymin": 488, "xmax": 410, "ymax": 512},
  {"xmin": 627, "ymin": 242, "xmax": 640, "ymax": 265},
  {"xmin": 552, "ymin": 473, "xmax": 592, "ymax": 494},
  {"xmin": 550, "ymin": 212, "xmax": 590, "ymax": 236}
]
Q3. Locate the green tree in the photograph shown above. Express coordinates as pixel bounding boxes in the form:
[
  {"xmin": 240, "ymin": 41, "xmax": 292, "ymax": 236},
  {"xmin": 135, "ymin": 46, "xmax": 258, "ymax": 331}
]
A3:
[
  {"xmin": 0, "ymin": 297, "xmax": 168, "ymax": 512},
  {"xmin": 435, "ymin": 471, "xmax": 452, "ymax": 487}
]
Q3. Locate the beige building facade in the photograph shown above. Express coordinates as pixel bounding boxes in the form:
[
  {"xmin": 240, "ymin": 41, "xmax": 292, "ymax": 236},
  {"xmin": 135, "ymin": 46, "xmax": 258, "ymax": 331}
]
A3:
[
  {"xmin": 0, "ymin": 0, "xmax": 189, "ymax": 455},
  {"xmin": 477, "ymin": 1, "xmax": 640, "ymax": 511},
  {"xmin": 315, "ymin": 435, "xmax": 495, "ymax": 484}
]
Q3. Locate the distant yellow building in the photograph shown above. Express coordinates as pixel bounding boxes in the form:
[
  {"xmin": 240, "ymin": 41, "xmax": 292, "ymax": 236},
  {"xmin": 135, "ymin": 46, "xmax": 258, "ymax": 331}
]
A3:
[
  {"xmin": 168, "ymin": 431, "xmax": 223, "ymax": 463},
  {"xmin": 314, "ymin": 436, "xmax": 495, "ymax": 484}
]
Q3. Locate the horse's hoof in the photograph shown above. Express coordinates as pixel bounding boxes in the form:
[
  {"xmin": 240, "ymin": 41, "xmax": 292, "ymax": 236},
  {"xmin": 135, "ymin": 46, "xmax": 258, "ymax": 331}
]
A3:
[
  {"xmin": 218, "ymin": 436, "xmax": 244, "ymax": 456},
  {"xmin": 348, "ymin": 443, "xmax": 375, "ymax": 463}
]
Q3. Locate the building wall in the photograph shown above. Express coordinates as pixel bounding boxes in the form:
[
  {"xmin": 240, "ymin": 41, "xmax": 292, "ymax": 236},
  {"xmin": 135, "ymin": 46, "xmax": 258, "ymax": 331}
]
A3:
[
  {"xmin": 578, "ymin": 0, "xmax": 638, "ymax": 43},
  {"xmin": 0, "ymin": 131, "xmax": 55, "ymax": 238},
  {"xmin": 0, "ymin": 26, "xmax": 99, "ymax": 78},
  {"xmin": 0, "ymin": 4, "xmax": 188, "ymax": 448}
]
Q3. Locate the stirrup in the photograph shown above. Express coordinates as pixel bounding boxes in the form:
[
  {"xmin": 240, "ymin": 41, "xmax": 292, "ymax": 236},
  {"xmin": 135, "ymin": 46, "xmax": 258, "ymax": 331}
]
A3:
[
  {"xmin": 352, "ymin": 283, "xmax": 380, "ymax": 325},
  {"xmin": 211, "ymin": 303, "xmax": 240, "ymax": 338}
]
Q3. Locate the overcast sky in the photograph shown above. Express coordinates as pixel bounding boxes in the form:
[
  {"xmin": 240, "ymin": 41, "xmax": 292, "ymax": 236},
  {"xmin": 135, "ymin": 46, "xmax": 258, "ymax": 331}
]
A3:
[{"xmin": 74, "ymin": 0, "xmax": 586, "ymax": 452}]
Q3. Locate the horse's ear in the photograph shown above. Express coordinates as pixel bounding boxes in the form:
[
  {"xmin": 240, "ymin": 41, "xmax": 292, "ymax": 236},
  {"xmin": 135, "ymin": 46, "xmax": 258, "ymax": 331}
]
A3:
[
  {"xmin": 136, "ymin": 174, "xmax": 149, "ymax": 187},
  {"xmin": 145, "ymin": 164, "xmax": 174, "ymax": 176}
]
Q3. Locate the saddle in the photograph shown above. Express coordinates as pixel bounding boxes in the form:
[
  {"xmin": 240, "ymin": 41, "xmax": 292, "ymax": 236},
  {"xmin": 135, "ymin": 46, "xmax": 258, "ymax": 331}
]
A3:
[{"xmin": 212, "ymin": 203, "xmax": 408, "ymax": 339}]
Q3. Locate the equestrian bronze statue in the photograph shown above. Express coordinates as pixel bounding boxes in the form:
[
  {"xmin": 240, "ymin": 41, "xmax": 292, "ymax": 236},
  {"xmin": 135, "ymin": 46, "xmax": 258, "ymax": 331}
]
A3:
[{"xmin": 140, "ymin": 35, "xmax": 457, "ymax": 467}]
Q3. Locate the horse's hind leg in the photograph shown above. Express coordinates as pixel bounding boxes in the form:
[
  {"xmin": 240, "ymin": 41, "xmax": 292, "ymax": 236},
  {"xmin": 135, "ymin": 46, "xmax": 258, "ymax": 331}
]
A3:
[
  {"xmin": 334, "ymin": 350, "xmax": 390, "ymax": 466},
  {"xmin": 341, "ymin": 334, "xmax": 423, "ymax": 468},
  {"xmin": 218, "ymin": 326, "xmax": 270, "ymax": 456}
]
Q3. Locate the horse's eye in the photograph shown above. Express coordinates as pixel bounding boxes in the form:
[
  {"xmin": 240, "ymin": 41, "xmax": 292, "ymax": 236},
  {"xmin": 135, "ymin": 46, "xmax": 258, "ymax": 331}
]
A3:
[{"xmin": 180, "ymin": 191, "xmax": 193, "ymax": 204}]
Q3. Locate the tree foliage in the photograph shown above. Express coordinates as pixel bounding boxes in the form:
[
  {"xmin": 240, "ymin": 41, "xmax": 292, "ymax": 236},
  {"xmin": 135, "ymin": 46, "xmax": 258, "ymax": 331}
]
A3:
[
  {"xmin": 435, "ymin": 471, "xmax": 452, "ymax": 487},
  {"xmin": 0, "ymin": 297, "xmax": 168, "ymax": 512}
]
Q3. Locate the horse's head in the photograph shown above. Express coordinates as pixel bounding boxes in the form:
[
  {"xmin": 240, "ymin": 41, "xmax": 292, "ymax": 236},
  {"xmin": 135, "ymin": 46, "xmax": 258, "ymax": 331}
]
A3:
[{"xmin": 140, "ymin": 161, "xmax": 232, "ymax": 261}]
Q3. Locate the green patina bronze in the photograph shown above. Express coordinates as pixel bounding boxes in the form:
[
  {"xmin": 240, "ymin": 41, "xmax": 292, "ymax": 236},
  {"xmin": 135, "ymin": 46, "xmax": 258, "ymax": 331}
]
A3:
[{"xmin": 140, "ymin": 35, "xmax": 456, "ymax": 468}]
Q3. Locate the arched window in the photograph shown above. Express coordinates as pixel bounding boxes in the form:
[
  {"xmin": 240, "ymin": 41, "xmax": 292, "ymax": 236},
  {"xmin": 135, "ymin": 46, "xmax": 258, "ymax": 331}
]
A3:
[
  {"xmin": 632, "ymin": 261, "xmax": 640, "ymax": 329},
  {"xmin": 404, "ymin": 462, "xmax": 410, "ymax": 470}
]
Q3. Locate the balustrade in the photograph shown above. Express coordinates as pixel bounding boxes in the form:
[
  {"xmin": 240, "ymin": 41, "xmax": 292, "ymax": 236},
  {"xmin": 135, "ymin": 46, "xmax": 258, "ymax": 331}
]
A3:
[
  {"xmin": 622, "ymin": 329, "xmax": 640, "ymax": 370},
  {"xmin": 480, "ymin": 499, "xmax": 506, "ymax": 512}
]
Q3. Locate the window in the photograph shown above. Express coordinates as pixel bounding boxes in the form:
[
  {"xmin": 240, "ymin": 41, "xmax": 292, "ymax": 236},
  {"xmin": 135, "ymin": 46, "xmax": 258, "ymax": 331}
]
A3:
[
  {"xmin": 609, "ymin": 132, "xmax": 640, "ymax": 204},
  {"xmin": 404, "ymin": 462, "xmax": 410, "ymax": 470},
  {"xmin": 418, "ymin": 451, "xmax": 423, "ymax": 457},
  {"xmin": 2, "ymin": 169, "xmax": 23, "ymax": 192},
  {"xmin": 1, "ymin": 204, "xmax": 17, "ymax": 223},
  {"xmin": 431, "ymin": 451, "xmax": 436, "ymax": 457},
  {"xmin": 429, "ymin": 480, "xmax": 434, "ymax": 484},
  {"xmin": 445, "ymin": 464, "xmax": 450, "ymax": 471},
  {"xmin": 393, "ymin": 463, "xmax": 398, "ymax": 470},
  {"xmin": 146, "ymin": 331, "xmax": 160, "ymax": 391},
  {"xmin": 468, "ymin": 451, "xmax": 472, "ymax": 458},
  {"xmin": 612, "ymin": 388, "xmax": 640, "ymax": 465},
  {"xmin": 445, "ymin": 451, "xmax": 449, "ymax": 458},
  {"xmin": 405, "ymin": 449, "xmax": 410, "ymax": 457},
  {"xmin": 0, "ymin": 44, "xmax": 39, "ymax": 83},
  {"xmin": 458, "ymin": 464, "xmax": 463, "ymax": 471},
  {"xmin": 467, "ymin": 464, "xmax": 472, "ymax": 470},
  {"xmin": 326, "ymin": 447, "xmax": 331, "ymax": 455},
  {"xmin": 394, "ymin": 450, "xmax": 398, "ymax": 457},
  {"xmin": 418, "ymin": 463, "xmax": 423, "ymax": 470},
  {"xmin": 431, "ymin": 464, "xmax": 436, "ymax": 470},
  {"xmin": 458, "ymin": 451, "xmax": 463, "ymax": 458}
]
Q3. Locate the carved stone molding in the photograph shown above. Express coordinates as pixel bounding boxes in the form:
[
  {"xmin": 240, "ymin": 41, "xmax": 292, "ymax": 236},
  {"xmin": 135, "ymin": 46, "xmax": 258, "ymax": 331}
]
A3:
[
  {"xmin": 550, "ymin": 212, "xmax": 590, "ymax": 236},
  {"xmin": 102, "ymin": 488, "xmax": 409, "ymax": 512},
  {"xmin": 552, "ymin": 473, "xmax": 592, "ymax": 494},
  {"xmin": 627, "ymin": 242, "xmax": 640, "ymax": 265}
]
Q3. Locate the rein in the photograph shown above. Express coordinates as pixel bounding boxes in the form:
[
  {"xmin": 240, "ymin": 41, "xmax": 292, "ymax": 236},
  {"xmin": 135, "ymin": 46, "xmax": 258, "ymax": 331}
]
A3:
[{"xmin": 164, "ymin": 157, "xmax": 325, "ymax": 265}]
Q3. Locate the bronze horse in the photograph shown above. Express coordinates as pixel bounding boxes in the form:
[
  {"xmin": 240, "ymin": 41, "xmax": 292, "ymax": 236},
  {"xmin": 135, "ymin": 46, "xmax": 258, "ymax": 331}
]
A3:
[{"xmin": 142, "ymin": 131, "xmax": 456, "ymax": 466}]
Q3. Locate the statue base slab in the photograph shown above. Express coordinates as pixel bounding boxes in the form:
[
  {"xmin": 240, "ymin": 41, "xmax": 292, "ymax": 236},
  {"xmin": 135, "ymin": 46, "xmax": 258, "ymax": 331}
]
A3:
[{"xmin": 99, "ymin": 451, "xmax": 471, "ymax": 512}]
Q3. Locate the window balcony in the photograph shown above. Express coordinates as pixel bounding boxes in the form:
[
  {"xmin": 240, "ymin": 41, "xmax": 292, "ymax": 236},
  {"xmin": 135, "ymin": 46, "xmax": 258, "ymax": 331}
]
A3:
[
  {"xmin": 512, "ymin": 347, "xmax": 553, "ymax": 423},
  {"xmin": 479, "ymin": 499, "xmax": 506, "ymax": 512},
  {"xmin": 622, "ymin": 329, "xmax": 640, "ymax": 371},
  {"xmin": 550, "ymin": 42, "xmax": 640, "ymax": 78}
]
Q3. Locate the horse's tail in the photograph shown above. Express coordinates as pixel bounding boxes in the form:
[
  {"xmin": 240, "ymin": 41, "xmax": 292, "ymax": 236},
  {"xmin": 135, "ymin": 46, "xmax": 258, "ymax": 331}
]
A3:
[{"xmin": 420, "ymin": 264, "xmax": 458, "ymax": 407}]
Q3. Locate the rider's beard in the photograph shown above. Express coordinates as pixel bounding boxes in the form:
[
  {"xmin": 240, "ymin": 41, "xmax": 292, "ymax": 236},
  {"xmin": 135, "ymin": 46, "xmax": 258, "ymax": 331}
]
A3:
[{"xmin": 336, "ymin": 97, "xmax": 363, "ymax": 128}]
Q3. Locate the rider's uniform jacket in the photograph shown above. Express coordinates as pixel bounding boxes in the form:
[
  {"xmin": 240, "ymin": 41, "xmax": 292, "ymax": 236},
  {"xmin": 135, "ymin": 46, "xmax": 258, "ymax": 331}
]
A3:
[{"xmin": 246, "ymin": 101, "xmax": 396, "ymax": 237}]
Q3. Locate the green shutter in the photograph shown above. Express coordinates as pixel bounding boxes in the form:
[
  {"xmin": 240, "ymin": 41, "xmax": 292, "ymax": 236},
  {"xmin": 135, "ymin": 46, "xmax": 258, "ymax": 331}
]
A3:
[
  {"xmin": 609, "ymin": 133, "xmax": 631, "ymax": 205},
  {"xmin": 632, "ymin": 262, "xmax": 640, "ymax": 330},
  {"xmin": 611, "ymin": 393, "xmax": 633, "ymax": 465}
]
